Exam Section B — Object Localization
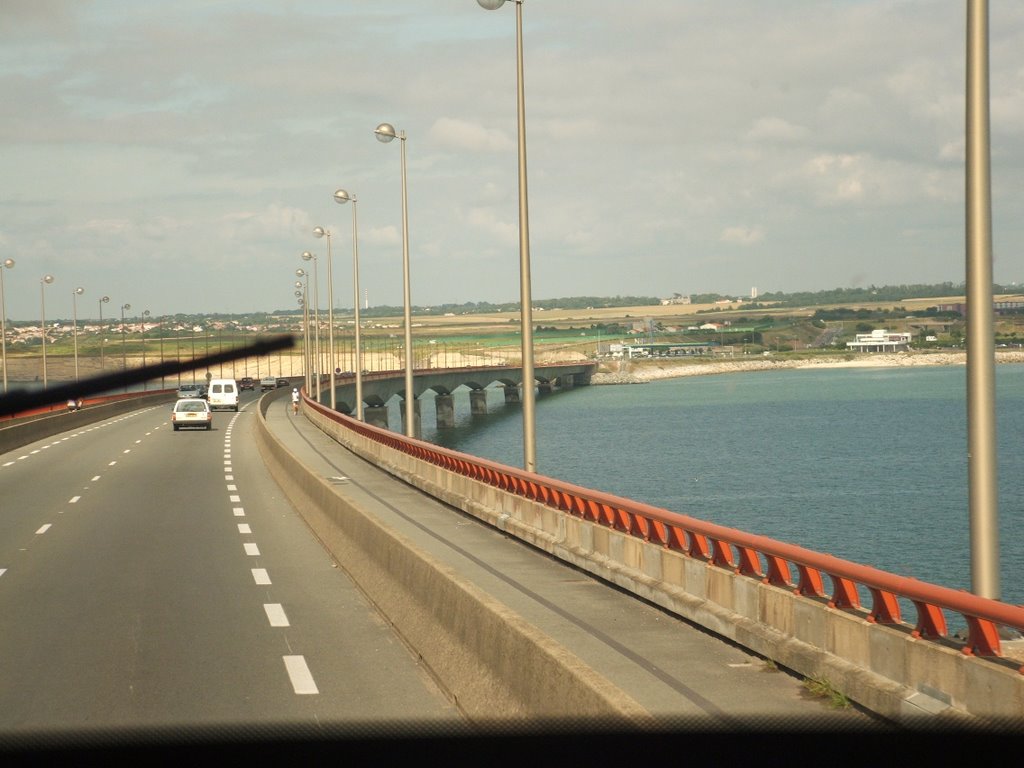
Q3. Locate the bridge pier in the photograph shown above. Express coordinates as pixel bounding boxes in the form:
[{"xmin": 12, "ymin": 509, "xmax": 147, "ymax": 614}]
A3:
[
  {"xmin": 559, "ymin": 374, "xmax": 575, "ymax": 390},
  {"xmin": 435, "ymin": 394, "xmax": 455, "ymax": 428},
  {"xmin": 503, "ymin": 385, "xmax": 520, "ymax": 404},
  {"xmin": 401, "ymin": 397, "xmax": 422, "ymax": 438},
  {"xmin": 364, "ymin": 405, "xmax": 388, "ymax": 429},
  {"xmin": 537, "ymin": 380, "xmax": 553, "ymax": 394},
  {"xmin": 470, "ymin": 389, "xmax": 488, "ymax": 415}
]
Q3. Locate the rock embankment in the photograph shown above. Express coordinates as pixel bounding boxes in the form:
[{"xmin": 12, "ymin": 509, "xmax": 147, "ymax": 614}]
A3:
[{"xmin": 591, "ymin": 350, "xmax": 1024, "ymax": 385}]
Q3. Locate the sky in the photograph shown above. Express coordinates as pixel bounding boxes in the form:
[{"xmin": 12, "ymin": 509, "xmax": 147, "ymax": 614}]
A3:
[{"xmin": 1, "ymin": 0, "xmax": 1023, "ymax": 320}]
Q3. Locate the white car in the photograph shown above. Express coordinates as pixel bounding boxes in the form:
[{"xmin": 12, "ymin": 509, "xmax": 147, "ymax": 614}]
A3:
[{"xmin": 171, "ymin": 398, "xmax": 213, "ymax": 431}]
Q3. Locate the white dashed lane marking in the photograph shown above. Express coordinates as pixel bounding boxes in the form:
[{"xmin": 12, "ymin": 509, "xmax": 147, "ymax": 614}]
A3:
[
  {"xmin": 36, "ymin": 524, "xmax": 52, "ymax": 535},
  {"xmin": 244, "ymin": 543, "xmax": 260, "ymax": 557},
  {"xmin": 238, "ymin": 524, "xmax": 251, "ymax": 534},
  {"xmin": 252, "ymin": 569, "xmax": 271, "ymax": 585},
  {"xmin": 283, "ymin": 656, "xmax": 318, "ymax": 695},
  {"xmin": 264, "ymin": 604, "xmax": 289, "ymax": 627}
]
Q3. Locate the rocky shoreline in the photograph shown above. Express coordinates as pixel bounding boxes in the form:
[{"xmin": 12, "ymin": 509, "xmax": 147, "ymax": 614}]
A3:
[{"xmin": 591, "ymin": 350, "xmax": 1024, "ymax": 385}]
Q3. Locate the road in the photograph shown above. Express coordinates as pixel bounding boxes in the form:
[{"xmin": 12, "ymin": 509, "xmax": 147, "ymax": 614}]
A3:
[{"xmin": 0, "ymin": 393, "xmax": 458, "ymax": 734}]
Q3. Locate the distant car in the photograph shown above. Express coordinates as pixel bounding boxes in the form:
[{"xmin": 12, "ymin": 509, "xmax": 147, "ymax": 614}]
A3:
[
  {"xmin": 195, "ymin": 384, "xmax": 208, "ymax": 399},
  {"xmin": 171, "ymin": 398, "xmax": 213, "ymax": 431},
  {"xmin": 176, "ymin": 384, "xmax": 202, "ymax": 399},
  {"xmin": 276, "ymin": 378, "xmax": 290, "ymax": 388},
  {"xmin": 260, "ymin": 376, "xmax": 277, "ymax": 391},
  {"xmin": 238, "ymin": 377, "xmax": 255, "ymax": 391}
]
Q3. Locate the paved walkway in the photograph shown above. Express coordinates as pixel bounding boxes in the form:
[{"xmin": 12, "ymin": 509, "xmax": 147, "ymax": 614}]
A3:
[{"xmin": 260, "ymin": 394, "xmax": 884, "ymax": 729}]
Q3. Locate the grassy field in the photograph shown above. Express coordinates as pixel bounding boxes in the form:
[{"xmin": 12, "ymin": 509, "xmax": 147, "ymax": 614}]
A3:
[{"xmin": 6, "ymin": 293, "xmax": 1024, "ymax": 383}]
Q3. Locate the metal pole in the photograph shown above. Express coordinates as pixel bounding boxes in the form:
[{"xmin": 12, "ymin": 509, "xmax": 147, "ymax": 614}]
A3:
[
  {"xmin": 514, "ymin": 0, "xmax": 537, "ymax": 472},
  {"xmin": 325, "ymin": 232, "xmax": 336, "ymax": 410},
  {"xmin": 303, "ymin": 283, "xmax": 311, "ymax": 393},
  {"xmin": 398, "ymin": 131, "xmax": 415, "ymax": 438},
  {"xmin": 352, "ymin": 198, "xmax": 364, "ymax": 420},
  {"xmin": 98, "ymin": 297, "xmax": 108, "ymax": 373},
  {"xmin": 0, "ymin": 259, "xmax": 11, "ymax": 393},
  {"xmin": 72, "ymin": 288, "xmax": 83, "ymax": 382},
  {"xmin": 120, "ymin": 304, "xmax": 130, "ymax": 390},
  {"xmin": 312, "ymin": 257, "xmax": 321, "ymax": 403},
  {"xmin": 40, "ymin": 279, "xmax": 48, "ymax": 389},
  {"xmin": 965, "ymin": 0, "xmax": 999, "ymax": 599}
]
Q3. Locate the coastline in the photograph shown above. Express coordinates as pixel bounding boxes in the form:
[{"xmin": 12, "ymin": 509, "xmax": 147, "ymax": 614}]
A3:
[{"xmin": 590, "ymin": 350, "xmax": 1024, "ymax": 384}]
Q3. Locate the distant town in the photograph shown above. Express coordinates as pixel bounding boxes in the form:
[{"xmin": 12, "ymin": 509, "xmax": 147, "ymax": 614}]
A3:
[{"xmin": 3, "ymin": 281, "xmax": 1024, "ymax": 382}]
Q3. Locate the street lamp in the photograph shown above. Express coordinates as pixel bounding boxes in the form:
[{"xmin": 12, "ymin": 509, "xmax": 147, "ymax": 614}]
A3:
[
  {"xmin": 1, "ymin": 258, "xmax": 14, "ymax": 393},
  {"xmin": 72, "ymin": 287, "xmax": 85, "ymax": 382},
  {"xmin": 295, "ymin": 288, "xmax": 306, "ymax": 384},
  {"xmin": 141, "ymin": 309, "xmax": 150, "ymax": 389},
  {"xmin": 98, "ymin": 295, "xmax": 110, "ymax": 372},
  {"xmin": 301, "ymin": 251, "xmax": 321, "ymax": 403},
  {"xmin": 296, "ymin": 269, "xmax": 311, "ymax": 394},
  {"xmin": 334, "ymin": 188, "xmax": 363, "ymax": 421},
  {"xmin": 374, "ymin": 121, "xmax": 415, "ymax": 438},
  {"xmin": 313, "ymin": 226, "xmax": 336, "ymax": 411},
  {"xmin": 40, "ymin": 274, "xmax": 55, "ymax": 389},
  {"xmin": 120, "ymin": 303, "xmax": 131, "ymax": 383},
  {"xmin": 477, "ymin": 0, "xmax": 537, "ymax": 472}
]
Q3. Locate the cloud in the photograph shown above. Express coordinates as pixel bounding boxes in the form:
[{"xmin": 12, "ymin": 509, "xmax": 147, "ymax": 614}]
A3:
[
  {"xmin": 720, "ymin": 226, "xmax": 764, "ymax": 245},
  {"xmin": 428, "ymin": 117, "xmax": 513, "ymax": 152},
  {"xmin": 745, "ymin": 117, "xmax": 809, "ymax": 142},
  {"xmin": 466, "ymin": 208, "xmax": 517, "ymax": 246}
]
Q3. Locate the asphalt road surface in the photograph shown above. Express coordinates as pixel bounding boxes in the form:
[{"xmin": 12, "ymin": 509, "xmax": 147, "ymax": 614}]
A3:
[{"xmin": 0, "ymin": 394, "xmax": 458, "ymax": 737}]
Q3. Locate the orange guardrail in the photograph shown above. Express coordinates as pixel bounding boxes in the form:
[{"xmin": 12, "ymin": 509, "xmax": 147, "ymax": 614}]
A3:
[{"xmin": 303, "ymin": 391, "xmax": 1024, "ymax": 667}]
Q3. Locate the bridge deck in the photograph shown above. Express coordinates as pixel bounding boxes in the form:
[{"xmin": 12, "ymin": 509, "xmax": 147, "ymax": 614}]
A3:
[{"xmin": 259, "ymin": 394, "xmax": 882, "ymax": 728}]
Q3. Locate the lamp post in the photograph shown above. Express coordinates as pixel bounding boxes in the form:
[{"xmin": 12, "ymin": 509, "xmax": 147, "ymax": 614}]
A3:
[
  {"xmin": 141, "ymin": 309, "xmax": 150, "ymax": 390},
  {"xmin": 477, "ymin": 0, "xmax": 537, "ymax": 472},
  {"xmin": 98, "ymin": 295, "xmax": 110, "ymax": 372},
  {"xmin": 120, "ymin": 303, "xmax": 131, "ymax": 386},
  {"xmin": 965, "ymin": 0, "xmax": 999, "ymax": 600},
  {"xmin": 334, "ymin": 189, "xmax": 363, "ymax": 420},
  {"xmin": 374, "ymin": 122, "xmax": 416, "ymax": 438},
  {"xmin": 295, "ymin": 289, "xmax": 306, "ymax": 384},
  {"xmin": 39, "ymin": 274, "xmax": 55, "ymax": 389},
  {"xmin": 301, "ymin": 251, "xmax": 321, "ymax": 403},
  {"xmin": 313, "ymin": 226, "xmax": 337, "ymax": 411},
  {"xmin": 1, "ymin": 258, "xmax": 14, "ymax": 392},
  {"xmin": 296, "ymin": 270, "xmax": 311, "ymax": 394},
  {"xmin": 158, "ymin": 314, "xmax": 165, "ymax": 389},
  {"xmin": 72, "ymin": 286, "xmax": 85, "ymax": 382}
]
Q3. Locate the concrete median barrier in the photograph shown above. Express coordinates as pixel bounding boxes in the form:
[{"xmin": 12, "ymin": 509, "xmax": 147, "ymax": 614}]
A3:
[{"xmin": 253, "ymin": 401, "xmax": 651, "ymax": 724}]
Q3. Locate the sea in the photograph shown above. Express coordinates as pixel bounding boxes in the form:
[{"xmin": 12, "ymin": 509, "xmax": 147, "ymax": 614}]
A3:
[{"xmin": 413, "ymin": 363, "xmax": 1024, "ymax": 609}]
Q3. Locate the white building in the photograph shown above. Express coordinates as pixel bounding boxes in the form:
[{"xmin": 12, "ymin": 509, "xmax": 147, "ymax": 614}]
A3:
[{"xmin": 846, "ymin": 329, "xmax": 912, "ymax": 352}]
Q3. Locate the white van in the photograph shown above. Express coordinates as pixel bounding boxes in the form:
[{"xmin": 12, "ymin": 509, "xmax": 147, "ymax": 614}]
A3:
[{"xmin": 206, "ymin": 378, "xmax": 239, "ymax": 411}]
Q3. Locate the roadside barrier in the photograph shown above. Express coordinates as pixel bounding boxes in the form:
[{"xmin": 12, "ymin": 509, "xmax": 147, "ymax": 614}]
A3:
[{"xmin": 298, "ymin": 389, "xmax": 1024, "ymax": 723}]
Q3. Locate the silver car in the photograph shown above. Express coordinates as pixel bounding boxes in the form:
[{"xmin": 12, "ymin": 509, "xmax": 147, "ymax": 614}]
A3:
[{"xmin": 171, "ymin": 398, "xmax": 213, "ymax": 431}]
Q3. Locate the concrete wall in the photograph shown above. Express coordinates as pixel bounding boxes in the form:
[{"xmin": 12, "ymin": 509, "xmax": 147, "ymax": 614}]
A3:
[
  {"xmin": 300, "ymin": 406, "xmax": 1024, "ymax": 725},
  {"xmin": 253, "ymin": 390, "xmax": 652, "ymax": 725},
  {"xmin": 0, "ymin": 392, "xmax": 176, "ymax": 454}
]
